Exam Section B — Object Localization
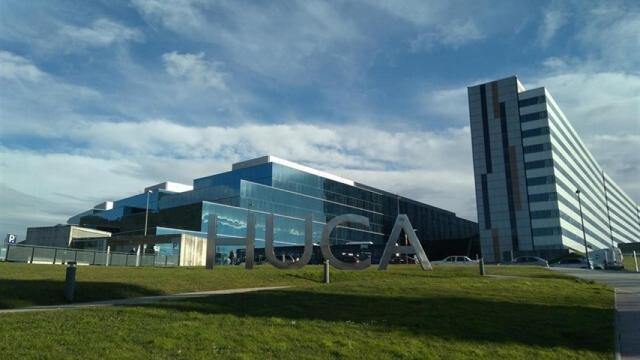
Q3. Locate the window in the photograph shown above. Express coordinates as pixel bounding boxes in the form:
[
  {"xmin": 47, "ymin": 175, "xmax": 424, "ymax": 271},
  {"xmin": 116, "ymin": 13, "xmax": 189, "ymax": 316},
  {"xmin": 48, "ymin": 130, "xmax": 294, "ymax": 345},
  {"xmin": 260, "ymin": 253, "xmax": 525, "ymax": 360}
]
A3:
[
  {"xmin": 529, "ymin": 192, "xmax": 558, "ymax": 202},
  {"xmin": 520, "ymin": 110, "xmax": 548, "ymax": 123},
  {"xmin": 522, "ymin": 127, "xmax": 550, "ymax": 138},
  {"xmin": 519, "ymin": 95, "xmax": 545, "ymax": 107},
  {"xmin": 530, "ymin": 209, "xmax": 560, "ymax": 219},
  {"xmin": 523, "ymin": 143, "xmax": 552, "ymax": 154},
  {"xmin": 527, "ymin": 175, "xmax": 555, "ymax": 186},
  {"xmin": 532, "ymin": 226, "xmax": 562, "ymax": 236},
  {"xmin": 525, "ymin": 159, "xmax": 554, "ymax": 170}
]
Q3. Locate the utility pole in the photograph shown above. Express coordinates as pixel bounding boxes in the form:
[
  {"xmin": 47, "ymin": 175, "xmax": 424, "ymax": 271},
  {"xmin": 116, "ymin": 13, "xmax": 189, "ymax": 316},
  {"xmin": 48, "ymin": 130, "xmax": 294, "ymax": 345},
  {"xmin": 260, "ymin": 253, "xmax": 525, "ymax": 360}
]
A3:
[{"xmin": 576, "ymin": 188, "xmax": 591, "ymax": 269}]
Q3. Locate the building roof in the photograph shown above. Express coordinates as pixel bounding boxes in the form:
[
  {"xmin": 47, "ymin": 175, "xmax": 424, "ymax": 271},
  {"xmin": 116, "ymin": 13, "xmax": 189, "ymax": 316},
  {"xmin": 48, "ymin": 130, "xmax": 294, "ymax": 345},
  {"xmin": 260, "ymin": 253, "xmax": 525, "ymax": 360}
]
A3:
[
  {"xmin": 144, "ymin": 181, "xmax": 194, "ymax": 193},
  {"xmin": 232, "ymin": 155, "xmax": 356, "ymax": 186}
]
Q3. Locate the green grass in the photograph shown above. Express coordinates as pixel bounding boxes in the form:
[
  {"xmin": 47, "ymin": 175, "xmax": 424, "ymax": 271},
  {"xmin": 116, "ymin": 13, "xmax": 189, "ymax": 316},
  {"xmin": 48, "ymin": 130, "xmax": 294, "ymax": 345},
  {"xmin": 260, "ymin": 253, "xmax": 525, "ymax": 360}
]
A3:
[
  {"xmin": 623, "ymin": 253, "xmax": 639, "ymax": 271},
  {"xmin": 0, "ymin": 263, "xmax": 613, "ymax": 359},
  {"xmin": 0, "ymin": 262, "xmax": 322, "ymax": 308}
]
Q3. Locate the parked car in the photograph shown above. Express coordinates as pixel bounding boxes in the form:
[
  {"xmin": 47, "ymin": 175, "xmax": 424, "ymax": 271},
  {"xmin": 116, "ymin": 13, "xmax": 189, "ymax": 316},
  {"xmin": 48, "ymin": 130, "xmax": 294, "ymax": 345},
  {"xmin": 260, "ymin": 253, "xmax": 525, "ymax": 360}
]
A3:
[
  {"xmin": 389, "ymin": 255, "xmax": 417, "ymax": 264},
  {"xmin": 432, "ymin": 256, "xmax": 478, "ymax": 265},
  {"xmin": 549, "ymin": 257, "xmax": 593, "ymax": 269},
  {"xmin": 512, "ymin": 256, "xmax": 549, "ymax": 267},
  {"xmin": 589, "ymin": 248, "xmax": 624, "ymax": 270},
  {"xmin": 337, "ymin": 252, "xmax": 360, "ymax": 263}
]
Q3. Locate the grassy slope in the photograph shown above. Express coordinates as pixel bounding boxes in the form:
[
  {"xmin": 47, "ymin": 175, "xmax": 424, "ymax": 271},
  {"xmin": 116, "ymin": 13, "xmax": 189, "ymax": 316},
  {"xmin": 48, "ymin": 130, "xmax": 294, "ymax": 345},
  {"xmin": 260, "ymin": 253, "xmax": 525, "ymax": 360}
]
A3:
[
  {"xmin": 0, "ymin": 264, "xmax": 613, "ymax": 359},
  {"xmin": 623, "ymin": 254, "xmax": 638, "ymax": 271}
]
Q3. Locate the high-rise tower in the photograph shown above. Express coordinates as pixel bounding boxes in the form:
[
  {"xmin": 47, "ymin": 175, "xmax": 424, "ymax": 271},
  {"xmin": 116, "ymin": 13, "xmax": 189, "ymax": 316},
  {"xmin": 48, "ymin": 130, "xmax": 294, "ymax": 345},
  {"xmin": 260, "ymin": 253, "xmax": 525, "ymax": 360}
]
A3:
[{"xmin": 468, "ymin": 76, "xmax": 639, "ymax": 262}]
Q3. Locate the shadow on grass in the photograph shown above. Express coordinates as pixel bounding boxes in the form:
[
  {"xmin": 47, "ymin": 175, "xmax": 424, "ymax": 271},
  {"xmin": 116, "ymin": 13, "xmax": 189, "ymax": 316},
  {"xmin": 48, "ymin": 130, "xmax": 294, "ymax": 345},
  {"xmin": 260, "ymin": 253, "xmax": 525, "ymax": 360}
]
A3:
[
  {"xmin": 284, "ymin": 273, "xmax": 323, "ymax": 283},
  {"xmin": 147, "ymin": 289, "xmax": 612, "ymax": 354},
  {"xmin": 0, "ymin": 280, "xmax": 163, "ymax": 309}
]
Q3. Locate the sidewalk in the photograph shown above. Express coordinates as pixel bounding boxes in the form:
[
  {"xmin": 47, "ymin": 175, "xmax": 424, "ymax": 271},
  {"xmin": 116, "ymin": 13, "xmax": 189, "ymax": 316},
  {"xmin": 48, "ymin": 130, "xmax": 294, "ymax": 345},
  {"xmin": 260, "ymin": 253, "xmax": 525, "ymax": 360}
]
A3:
[
  {"xmin": 553, "ymin": 268, "xmax": 640, "ymax": 360},
  {"xmin": 0, "ymin": 286, "xmax": 291, "ymax": 314}
]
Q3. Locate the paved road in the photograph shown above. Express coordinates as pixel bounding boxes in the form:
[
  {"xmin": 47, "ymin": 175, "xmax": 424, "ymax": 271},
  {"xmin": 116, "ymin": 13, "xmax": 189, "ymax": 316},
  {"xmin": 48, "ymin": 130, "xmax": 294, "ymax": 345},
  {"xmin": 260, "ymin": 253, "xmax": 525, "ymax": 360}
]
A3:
[
  {"xmin": 554, "ymin": 268, "xmax": 640, "ymax": 360},
  {"xmin": 0, "ymin": 286, "xmax": 291, "ymax": 314}
]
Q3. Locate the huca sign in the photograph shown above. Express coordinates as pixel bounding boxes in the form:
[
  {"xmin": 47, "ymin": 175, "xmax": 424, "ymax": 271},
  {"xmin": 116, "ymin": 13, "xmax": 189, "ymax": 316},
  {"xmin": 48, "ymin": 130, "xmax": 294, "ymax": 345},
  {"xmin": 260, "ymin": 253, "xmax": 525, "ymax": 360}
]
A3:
[{"xmin": 205, "ymin": 213, "xmax": 432, "ymax": 271}]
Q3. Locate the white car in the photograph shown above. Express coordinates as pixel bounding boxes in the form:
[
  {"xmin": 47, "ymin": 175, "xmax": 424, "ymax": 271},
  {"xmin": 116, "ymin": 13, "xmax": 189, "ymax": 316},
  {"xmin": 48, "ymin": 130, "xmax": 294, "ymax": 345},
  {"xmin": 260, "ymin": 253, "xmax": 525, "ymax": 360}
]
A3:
[
  {"xmin": 549, "ymin": 258, "xmax": 593, "ymax": 269},
  {"xmin": 433, "ymin": 256, "xmax": 478, "ymax": 265}
]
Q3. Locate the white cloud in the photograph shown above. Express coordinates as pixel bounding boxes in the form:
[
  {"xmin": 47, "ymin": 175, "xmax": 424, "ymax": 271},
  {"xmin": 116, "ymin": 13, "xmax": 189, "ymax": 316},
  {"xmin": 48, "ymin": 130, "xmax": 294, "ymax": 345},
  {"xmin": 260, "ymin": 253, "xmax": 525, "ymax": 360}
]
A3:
[
  {"xmin": 0, "ymin": 51, "xmax": 46, "ymax": 82},
  {"xmin": 0, "ymin": 51, "xmax": 100, "ymax": 136},
  {"xmin": 537, "ymin": 0, "xmax": 568, "ymax": 46},
  {"xmin": 527, "ymin": 72, "xmax": 640, "ymax": 136},
  {"xmin": 0, "ymin": 8, "xmax": 142, "ymax": 53},
  {"xmin": 0, "ymin": 149, "xmax": 157, "ymax": 239},
  {"xmin": 417, "ymin": 87, "xmax": 469, "ymax": 126},
  {"xmin": 576, "ymin": 3, "xmax": 640, "ymax": 70},
  {"xmin": 525, "ymin": 70, "xmax": 640, "ymax": 204},
  {"xmin": 162, "ymin": 52, "xmax": 226, "ymax": 90},
  {"xmin": 57, "ymin": 19, "xmax": 142, "ymax": 49},
  {"xmin": 131, "ymin": 0, "xmax": 208, "ymax": 34},
  {"xmin": 542, "ymin": 57, "xmax": 567, "ymax": 70},
  {"xmin": 132, "ymin": 0, "xmax": 363, "ymax": 83},
  {"xmin": 588, "ymin": 134, "xmax": 640, "ymax": 199},
  {"xmin": 410, "ymin": 20, "xmax": 483, "ymax": 52},
  {"xmin": 0, "ymin": 121, "xmax": 477, "ymax": 238}
]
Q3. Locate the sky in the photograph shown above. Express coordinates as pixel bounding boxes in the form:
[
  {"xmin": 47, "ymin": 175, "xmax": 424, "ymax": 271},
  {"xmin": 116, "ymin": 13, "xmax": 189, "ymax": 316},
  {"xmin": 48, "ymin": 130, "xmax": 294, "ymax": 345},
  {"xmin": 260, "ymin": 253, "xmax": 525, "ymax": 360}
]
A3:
[{"xmin": 0, "ymin": 0, "xmax": 639, "ymax": 239}]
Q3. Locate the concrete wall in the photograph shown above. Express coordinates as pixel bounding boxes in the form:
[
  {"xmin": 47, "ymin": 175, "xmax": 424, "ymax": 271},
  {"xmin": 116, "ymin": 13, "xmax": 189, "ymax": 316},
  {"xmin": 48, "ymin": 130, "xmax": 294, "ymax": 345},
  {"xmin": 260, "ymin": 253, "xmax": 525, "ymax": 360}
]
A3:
[
  {"xmin": 26, "ymin": 225, "xmax": 111, "ymax": 248},
  {"xmin": 179, "ymin": 234, "xmax": 207, "ymax": 266}
]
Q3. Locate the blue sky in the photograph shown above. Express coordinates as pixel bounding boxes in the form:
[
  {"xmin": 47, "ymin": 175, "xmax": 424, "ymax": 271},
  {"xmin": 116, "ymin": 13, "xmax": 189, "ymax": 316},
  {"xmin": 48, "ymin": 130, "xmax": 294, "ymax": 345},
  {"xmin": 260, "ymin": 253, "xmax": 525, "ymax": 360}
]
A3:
[{"xmin": 1, "ymin": 0, "xmax": 639, "ymax": 238}]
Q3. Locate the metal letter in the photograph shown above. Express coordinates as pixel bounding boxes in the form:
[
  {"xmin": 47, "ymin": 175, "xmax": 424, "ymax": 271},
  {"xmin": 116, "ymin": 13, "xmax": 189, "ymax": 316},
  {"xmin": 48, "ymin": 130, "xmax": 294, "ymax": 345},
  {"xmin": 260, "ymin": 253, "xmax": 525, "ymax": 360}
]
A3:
[
  {"xmin": 378, "ymin": 214, "xmax": 432, "ymax": 271},
  {"xmin": 206, "ymin": 214, "xmax": 217, "ymax": 269},
  {"xmin": 321, "ymin": 214, "xmax": 371, "ymax": 270},
  {"xmin": 206, "ymin": 212, "xmax": 256, "ymax": 269},
  {"xmin": 265, "ymin": 213, "xmax": 313, "ymax": 269}
]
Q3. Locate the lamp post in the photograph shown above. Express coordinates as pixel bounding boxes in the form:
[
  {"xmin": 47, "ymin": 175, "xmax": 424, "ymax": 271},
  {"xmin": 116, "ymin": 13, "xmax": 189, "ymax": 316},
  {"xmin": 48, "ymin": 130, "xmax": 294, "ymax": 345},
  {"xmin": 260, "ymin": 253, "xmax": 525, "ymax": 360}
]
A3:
[
  {"xmin": 136, "ymin": 190, "xmax": 153, "ymax": 267},
  {"xmin": 144, "ymin": 190, "xmax": 152, "ymax": 236},
  {"xmin": 575, "ymin": 188, "xmax": 591, "ymax": 269}
]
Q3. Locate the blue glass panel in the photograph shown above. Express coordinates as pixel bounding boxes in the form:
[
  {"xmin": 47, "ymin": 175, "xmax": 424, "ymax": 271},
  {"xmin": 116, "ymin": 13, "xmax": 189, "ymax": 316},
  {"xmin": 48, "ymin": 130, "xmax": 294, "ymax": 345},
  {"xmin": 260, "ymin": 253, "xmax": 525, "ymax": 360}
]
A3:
[
  {"xmin": 194, "ymin": 163, "xmax": 272, "ymax": 190},
  {"xmin": 240, "ymin": 180, "xmax": 385, "ymax": 235},
  {"xmin": 201, "ymin": 201, "xmax": 384, "ymax": 247}
]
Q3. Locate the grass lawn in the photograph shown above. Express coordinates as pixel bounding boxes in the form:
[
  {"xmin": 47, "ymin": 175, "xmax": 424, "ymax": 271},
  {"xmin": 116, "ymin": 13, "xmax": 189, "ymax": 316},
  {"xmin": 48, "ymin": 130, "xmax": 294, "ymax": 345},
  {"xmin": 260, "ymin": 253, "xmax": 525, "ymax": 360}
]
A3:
[
  {"xmin": 623, "ymin": 253, "xmax": 639, "ymax": 271},
  {"xmin": 0, "ymin": 263, "xmax": 613, "ymax": 359}
]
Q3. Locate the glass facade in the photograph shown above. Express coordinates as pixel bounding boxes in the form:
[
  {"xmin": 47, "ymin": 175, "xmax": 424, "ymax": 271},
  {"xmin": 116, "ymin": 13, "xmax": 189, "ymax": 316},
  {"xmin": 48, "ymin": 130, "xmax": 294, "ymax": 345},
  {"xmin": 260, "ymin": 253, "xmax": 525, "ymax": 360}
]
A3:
[{"xmin": 72, "ymin": 156, "xmax": 478, "ymax": 260}]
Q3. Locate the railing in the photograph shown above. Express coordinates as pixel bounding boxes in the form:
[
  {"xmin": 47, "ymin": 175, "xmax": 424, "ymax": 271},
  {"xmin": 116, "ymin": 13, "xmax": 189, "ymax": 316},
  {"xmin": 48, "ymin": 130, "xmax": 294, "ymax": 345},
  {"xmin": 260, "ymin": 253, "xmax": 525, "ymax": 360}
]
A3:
[{"xmin": 1, "ymin": 244, "xmax": 178, "ymax": 267}]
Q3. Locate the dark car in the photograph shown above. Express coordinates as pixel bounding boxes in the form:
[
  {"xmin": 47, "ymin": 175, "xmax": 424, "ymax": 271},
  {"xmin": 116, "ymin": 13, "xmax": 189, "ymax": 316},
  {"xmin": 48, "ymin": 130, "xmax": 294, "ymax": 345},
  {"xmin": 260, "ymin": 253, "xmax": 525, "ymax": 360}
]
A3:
[{"xmin": 512, "ymin": 256, "xmax": 549, "ymax": 267}]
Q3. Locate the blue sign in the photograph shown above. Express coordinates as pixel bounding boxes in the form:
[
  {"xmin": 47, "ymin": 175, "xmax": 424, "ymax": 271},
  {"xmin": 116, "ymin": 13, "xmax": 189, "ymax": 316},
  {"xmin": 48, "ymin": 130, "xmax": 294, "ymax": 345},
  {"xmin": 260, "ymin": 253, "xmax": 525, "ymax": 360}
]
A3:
[{"xmin": 6, "ymin": 234, "xmax": 17, "ymax": 244}]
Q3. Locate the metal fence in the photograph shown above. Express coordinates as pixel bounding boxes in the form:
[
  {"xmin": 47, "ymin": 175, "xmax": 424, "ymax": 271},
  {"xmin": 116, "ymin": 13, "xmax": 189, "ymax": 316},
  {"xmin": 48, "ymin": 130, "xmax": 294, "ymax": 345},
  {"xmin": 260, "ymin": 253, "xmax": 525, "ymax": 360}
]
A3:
[{"xmin": 1, "ymin": 243, "xmax": 178, "ymax": 267}]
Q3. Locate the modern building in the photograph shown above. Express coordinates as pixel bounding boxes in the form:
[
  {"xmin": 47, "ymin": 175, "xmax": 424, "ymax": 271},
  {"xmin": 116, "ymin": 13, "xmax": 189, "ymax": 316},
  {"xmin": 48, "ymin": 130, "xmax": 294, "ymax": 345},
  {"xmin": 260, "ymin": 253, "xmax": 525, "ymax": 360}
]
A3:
[
  {"xmin": 68, "ymin": 155, "xmax": 478, "ymax": 262},
  {"xmin": 24, "ymin": 225, "xmax": 111, "ymax": 248},
  {"xmin": 468, "ymin": 76, "xmax": 640, "ymax": 262}
]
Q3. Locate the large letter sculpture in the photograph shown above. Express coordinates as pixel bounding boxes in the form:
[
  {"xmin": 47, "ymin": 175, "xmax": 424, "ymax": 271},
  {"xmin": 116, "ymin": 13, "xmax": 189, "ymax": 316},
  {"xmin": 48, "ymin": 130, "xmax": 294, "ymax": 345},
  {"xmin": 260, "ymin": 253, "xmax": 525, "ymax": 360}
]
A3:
[
  {"xmin": 206, "ymin": 212, "xmax": 256, "ymax": 269},
  {"xmin": 321, "ymin": 214, "xmax": 371, "ymax": 270},
  {"xmin": 265, "ymin": 213, "xmax": 313, "ymax": 269},
  {"xmin": 378, "ymin": 214, "xmax": 432, "ymax": 271}
]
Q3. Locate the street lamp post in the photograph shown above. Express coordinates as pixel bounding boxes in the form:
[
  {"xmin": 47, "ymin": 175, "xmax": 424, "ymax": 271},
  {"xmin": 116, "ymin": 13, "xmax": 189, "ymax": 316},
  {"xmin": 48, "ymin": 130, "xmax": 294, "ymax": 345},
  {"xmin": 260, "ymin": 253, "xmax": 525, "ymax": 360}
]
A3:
[
  {"xmin": 575, "ymin": 189, "xmax": 591, "ymax": 269},
  {"xmin": 137, "ymin": 190, "xmax": 153, "ymax": 267},
  {"xmin": 144, "ymin": 190, "xmax": 152, "ymax": 236}
]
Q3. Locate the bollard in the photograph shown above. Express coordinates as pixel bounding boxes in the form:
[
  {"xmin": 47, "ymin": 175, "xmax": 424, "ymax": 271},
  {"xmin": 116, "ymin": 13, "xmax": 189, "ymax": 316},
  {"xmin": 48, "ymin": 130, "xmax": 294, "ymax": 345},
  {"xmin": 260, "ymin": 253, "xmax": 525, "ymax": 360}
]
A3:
[
  {"xmin": 634, "ymin": 251, "xmax": 639, "ymax": 273},
  {"xmin": 64, "ymin": 261, "xmax": 77, "ymax": 302},
  {"xmin": 479, "ymin": 257, "xmax": 485, "ymax": 276},
  {"xmin": 135, "ymin": 244, "xmax": 142, "ymax": 267},
  {"xmin": 323, "ymin": 259, "xmax": 330, "ymax": 284},
  {"xmin": 105, "ymin": 246, "xmax": 111, "ymax": 267}
]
